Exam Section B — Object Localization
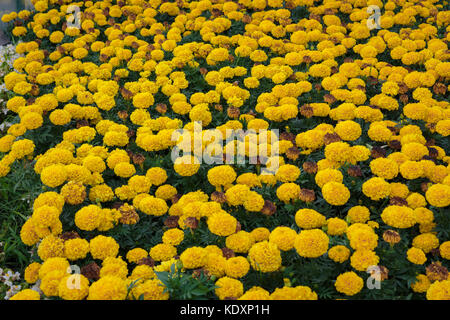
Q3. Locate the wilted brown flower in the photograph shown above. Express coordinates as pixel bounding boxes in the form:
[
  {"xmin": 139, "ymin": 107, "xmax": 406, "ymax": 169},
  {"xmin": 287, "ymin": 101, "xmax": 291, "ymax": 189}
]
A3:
[
  {"xmin": 421, "ymin": 182, "xmax": 431, "ymax": 193},
  {"xmin": 426, "ymin": 261, "xmax": 449, "ymax": 282},
  {"xmin": 433, "ymin": 82, "xmax": 447, "ymax": 95},
  {"xmin": 59, "ymin": 231, "xmax": 80, "ymax": 242},
  {"xmin": 300, "ymin": 104, "xmax": 314, "ymax": 118},
  {"xmin": 371, "ymin": 146, "xmax": 386, "ymax": 158},
  {"xmin": 323, "ymin": 133, "xmax": 341, "ymax": 145},
  {"xmin": 192, "ymin": 268, "xmax": 211, "ymax": 280},
  {"xmin": 299, "ymin": 189, "xmax": 316, "ymax": 203},
  {"xmin": 347, "ymin": 165, "xmax": 363, "ymax": 177},
  {"xmin": 185, "ymin": 217, "xmax": 199, "ymax": 229},
  {"xmin": 211, "ymin": 191, "xmax": 227, "ymax": 203},
  {"xmin": 303, "ymin": 161, "xmax": 318, "ymax": 174},
  {"xmin": 227, "ymin": 107, "xmax": 240, "ymax": 119},
  {"xmin": 370, "ymin": 265, "xmax": 389, "ymax": 281},
  {"xmin": 132, "ymin": 153, "xmax": 145, "ymax": 166},
  {"xmin": 286, "ymin": 147, "xmax": 300, "ymax": 161},
  {"xmin": 118, "ymin": 110, "xmax": 128, "ymax": 120},
  {"xmin": 388, "ymin": 140, "xmax": 402, "ymax": 150},
  {"xmin": 279, "ymin": 132, "xmax": 295, "ymax": 143},
  {"xmin": 222, "ymin": 248, "xmax": 235, "ymax": 259},
  {"xmin": 137, "ymin": 257, "xmax": 155, "ymax": 267},
  {"xmin": 399, "ymin": 94, "xmax": 409, "ymax": 104},
  {"xmin": 261, "ymin": 200, "xmax": 277, "ymax": 216},
  {"xmin": 383, "ymin": 230, "xmax": 401, "ymax": 245},
  {"xmin": 156, "ymin": 103, "xmax": 167, "ymax": 114},
  {"xmin": 119, "ymin": 204, "xmax": 140, "ymax": 225},
  {"xmin": 389, "ymin": 197, "xmax": 408, "ymax": 206},
  {"xmin": 81, "ymin": 262, "xmax": 100, "ymax": 281},
  {"xmin": 324, "ymin": 94, "xmax": 337, "ymax": 104},
  {"xmin": 164, "ymin": 216, "xmax": 179, "ymax": 229}
]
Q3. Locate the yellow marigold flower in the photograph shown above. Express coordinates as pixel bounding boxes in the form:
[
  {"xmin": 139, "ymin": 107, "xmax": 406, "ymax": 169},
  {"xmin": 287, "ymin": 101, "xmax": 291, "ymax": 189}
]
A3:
[
  {"xmin": 130, "ymin": 279, "xmax": 169, "ymax": 300},
  {"xmin": 347, "ymin": 206, "xmax": 371, "ymax": 224},
  {"xmin": 440, "ymin": 242, "xmax": 450, "ymax": 260},
  {"xmin": 334, "ymin": 120, "xmax": 362, "ymax": 141},
  {"xmin": 294, "ymin": 229, "xmax": 329, "ymax": 258},
  {"xmin": 381, "ymin": 205, "xmax": 416, "ymax": 229},
  {"xmin": 324, "ymin": 141, "xmax": 352, "ymax": 163},
  {"xmin": 64, "ymin": 238, "xmax": 90, "ymax": 261},
  {"xmin": 348, "ymin": 228, "xmax": 378, "ymax": 251},
  {"xmin": 32, "ymin": 205, "xmax": 60, "ymax": 228},
  {"xmin": 295, "ymin": 209, "xmax": 326, "ymax": 229},
  {"xmin": 145, "ymin": 167, "xmax": 168, "ymax": 186},
  {"xmin": 269, "ymin": 226, "xmax": 297, "ymax": 251},
  {"xmin": 129, "ymin": 265, "xmax": 155, "ymax": 282},
  {"xmin": 248, "ymin": 241, "xmax": 282, "ymax": 273},
  {"xmin": 40, "ymin": 164, "xmax": 67, "ymax": 188},
  {"xmin": 326, "ymin": 218, "xmax": 348, "ymax": 236},
  {"xmin": 150, "ymin": 243, "xmax": 177, "ymax": 262},
  {"xmin": 9, "ymin": 289, "xmax": 40, "ymax": 300},
  {"xmin": 370, "ymin": 158, "xmax": 399, "ymax": 180},
  {"xmin": 89, "ymin": 235, "xmax": 119, "ymax": 260},
  {"xmin": 9, "ymin": 139, "xmax": 34, "ymax": 160},
  {"xmin": 114, "ymin": 162, "xmax": 136, "ymax": 178},
  {"xmin": 407, "ymin": 247, "xmax": 427, "ymax": 265},
  {"xmin": 226, "ymin": 231, "xmax": 255, "ymax": 253},
  {"xmin": 275, "ymin": 164, "xmax": 301, "ymax": 183},
  {"xmin": 426, "ymin": 280, "xmax": 450, "ymax": 300},
  {"xmin": 138, "ymin": 196, "xmax": 168, "ymax": 216},
  {"xmin": 335, "ymin": 272, "xmax": 364, "ymax": 296},
  {"xmin": 207, "ymin": 211, "xmax": 237, "ymax": 237},
  {"xmin": 411, "ymin": 274, "xmax": 431, "ymax": 293},
  {"xmin": 412, "ymin": 233, "xmax": 439, "ymax": 253},
  {"xmin": 41, "ymin": 270, "xmax": 67, "ymax": 297},
  {"xmin": 350, "ymin": 249, "xmax": 379, "ymax": 272},
  {"xmin": 425, "ymin": 184, "xmax": 450, "ymax": 208},
  {"xmin": 180, "ymin": 246, "xmax": 207, "ymax": 269},
  {"xmin": 24, "ymin": 262, "xmax": 41, "ymax": 284},
  {"xmin": 225, "ymin": 184, "xmax": 251, "ymax": 206},
  {"xmin": 243, "ymin": 191, "xmax": 265, "ymax": 212},
  {"xmin": 207, "ymin": 165, "xmax": 237, "ymax": 190},
  {"xmin": 38, "ymin": 235, "xmax": 65, "ymax": 261},
  {"xmin": 322, "ymin": 182, "xmax": 350, "ymax": 206},
  {"xmin": 87, "ymin": 276, "xmax": 128, "ymax": 300},
  {"xmin": 362, "ymin": 177, "xmax": 391, "ymax": 201},
  {"xmin": 315, "ymin": 168, "xmax": 343, "ymax": 188},
  {"xmin": 270, "ymin": 286, "xmax": 318, "ymax": 300},
  {"xmin": 399, "ymin": 161, "xmax": 424, "ymax": 180},
  {"xmin": 276, "ymin": 182, "xmax": 300, "ymax": 202},
  {"xmin": 239, "ymin": 287, "xmax": 270, "ymax": 300},
  {"xmin": 155, "ymin": 184, "xmax": 177, "ymax": 200},
  {"xmin": 162, "ymin": 229, "xmax": 184, "ymax": 246},
  {"xmin": 174, "ymin": 155, "xmax": 200, "ymax": 176},
  {"xmin": 328, "ymin": 245, "xmax": 351, "ymax": 263},
  {"xmin": 58, "ymin": 273, "xmax": 90, "ymax": 300},
  {"xmin": 60, "ymin": 181, "xmax": 86, "ymax": 205},
  {"xmin": 74, "ymin": 205, "xmax": 102, "ymax": 231},
  {"xmin": 250, "ymin": 227, "xmax": 270, "ymax": 242},
  {"xmin": 38, "ymin": 257, "xmax": 70, "ymax": 280},
  {"xmin": 126, "ymin": 248, "xmax": 148, "ymax": 264},
  {"xmin": 225, "ymin": 256, "xmax": 250, "ymax": 278},
  {"xmin": 215, "ymin": 277, "xmax": 244, "ymax": 300}
]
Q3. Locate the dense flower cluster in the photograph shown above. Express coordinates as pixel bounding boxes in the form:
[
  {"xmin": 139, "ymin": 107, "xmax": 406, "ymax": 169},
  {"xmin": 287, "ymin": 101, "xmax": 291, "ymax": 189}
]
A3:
[{"xmin": 1, "ymin": 0, "xmax": 449, "ymax": 301}]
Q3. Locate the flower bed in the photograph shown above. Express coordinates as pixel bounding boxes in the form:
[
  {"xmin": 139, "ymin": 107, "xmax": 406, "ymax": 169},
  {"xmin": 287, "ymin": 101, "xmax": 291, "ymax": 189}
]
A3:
[{"xmin": 0, "ymin": 0, "xmax": 449, "ymax": 300}]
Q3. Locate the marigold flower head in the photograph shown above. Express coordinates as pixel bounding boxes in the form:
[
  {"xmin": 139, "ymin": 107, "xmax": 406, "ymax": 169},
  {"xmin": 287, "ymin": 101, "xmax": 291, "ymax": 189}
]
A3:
[{"xmin": 294, "ymin": 229, "xmax": 329, "ymax": 258}]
